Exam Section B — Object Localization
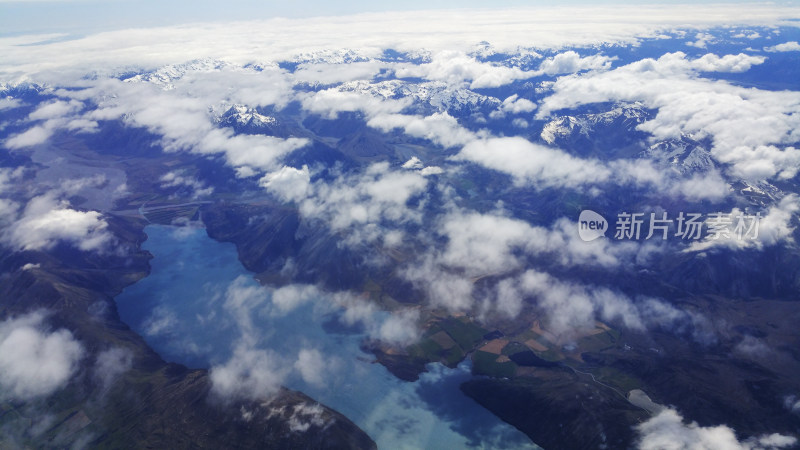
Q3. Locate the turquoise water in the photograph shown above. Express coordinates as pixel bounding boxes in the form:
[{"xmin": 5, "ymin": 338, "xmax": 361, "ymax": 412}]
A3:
[{"xmin": 116, "ymin": 225, "xmax": 537, "ymax": 449}]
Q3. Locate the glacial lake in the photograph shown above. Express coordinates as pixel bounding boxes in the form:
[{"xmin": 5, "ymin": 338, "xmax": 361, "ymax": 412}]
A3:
[{"xmin": 116, "ymin": 224, "xmax": 538, "ymax": 449}]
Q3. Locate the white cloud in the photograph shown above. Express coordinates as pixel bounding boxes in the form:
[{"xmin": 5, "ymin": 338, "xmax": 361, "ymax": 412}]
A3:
[
  {"xmin": 686, "ymin": 195, "xmax": 799, "ymax": 252},
  {"xmin": 5, "ymin": 99, "xmax": 90, "ymax": 149},
  {"xmin": 394, "ymin": 50, "xmax": 537, "ymax": 88},
  {"xmin": 687, "ymin": 32, "xmax": 715, "ymax": 49},
  {"xmin": 286, "ymin": 162, "xmax": 428, "ymax": 233},
  {"xmin": 489, "ymin": 94, "xmax": 536, "ymax": 119},
  {"xmin": 637, "ymin": 408, "xmax": 797, "ymax": 450},
  {"xmin": 293, "ymin": 60, "xmax": 386, "ymax": 85},
  {"xmin": 453, "ymin": 136, "xmax": 611, "ymax": 188},
  {"xmin": 5, "ymin": 125, "xmax": 54, "ymax": 149},
  {"xmin": 300, "ymin": 88, "xmax": 410, "ymax": 119},
  {"xmin": 669, "ymin": 170, "xmax": 730, "ymax": 202},
  {"xmin": 3, "ymin": 193, "xmax": 113, "ymax": 252},
  {"xmin": 28, "ymin": 99, "xmax": 82, "ymax": 121},
  {"xmin": 160, "ymin": 171, "xmax": 214, "ymax": 198},
  {"xmin": 209, "ymin": 343, "xmax": 288, "ymax": 401},
  {"xmin": 0, "ymin": 198, "xmax": 19, "ymax": 226},
  {"xmin": 538, "ymin": 51, "xmax": 615, "ymax": 76},
  {"xmin": 368, "ymin": 111, "xmax": 481, "ymax": 148},
  {"xmin": 538, "ymin": 52, "xmax": 798, "ymax": 184},
  {"xmin": 2, "ymin": 5, "xmax": 799, "ymax": 81},
  {"xmin": 420, "ymin": 165, "xmax": 444, "ymax": 176},
  {"xmin": 293, "ymin": 348, "xmax": 342, "ymax": 388},
  {"xmin": 400, "ymin": 209, "xmax": 666, "ymax": 319},
  {"xmin": 0, "ymin": 311, "xmax": 84, "ymax": 401},
  {"xmin": 402, "ymin": 257, "xmax": 476, "ymax": 312},
  {"xmin": 764, "ymin": 41, "xmax": 800, "ymax": 52},
  {"xmin": 269, "ymin": 402, "xmax": 330, "ymax": 433},
  {"xmin": 0, "ymin": 96, "xmax": 21, "ymax": 110},
  {"xmin": 377, "ymin": 308, "xmax": 420, "ymax": 346},
  {"xmin": 141, "ymin": 305, "xmax": 178, "ymax": 337},
  {"xmin": 259, "ymin": 165, "xmax": 311, "ymax": 203},
  {"xmin": 49, "ymin": 70, "xmax": 307, "ymax": 176},
  {"xmin": 0, "ymin": 167, "xmax": 24, "ymax": 193},
  {"xmin": 271, "ymin": 283, "xmax": 319, "ymax": 315},
  {"xmin": 294, "ymin": 348, "xmax": 327, "ymax": 387},
  {"xmin": 783, "ymin": 395, "xmax": 800, "ymax": 414},
  {"xmin": 93, "ymin": 347, "xmax": 134, "ymax": 391},
  {"xmin": 732, "ymin": 31, "xmax": 762, "ymax": 40},
  {"xmin": 402, "ymin": 156, "xmax": 424, "ymax": 170}
]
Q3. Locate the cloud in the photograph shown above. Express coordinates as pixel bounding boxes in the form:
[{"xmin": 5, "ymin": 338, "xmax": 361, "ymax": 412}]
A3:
[
  {"xmin": 394, "ymin": 50, "xmax": 537, "ymax": 88},
  {"xmin": 515, "ymin": 269, "xmax": 648, "ymax": 333},
  {"xmin": 11, "ymin": 64, "xmax": 307, "ymax": 178},
  {"xmin": 419, "ymin": 165, "xmax": 444, "ymax": 176},
  {"xmin": 271, "ymin": 283, "xmax": 319, "ymax": 315},
  {"xmin": 28, "ymin": 99, "xmax": 82, "ymax": 121},
  {"xmin": 5, "ymin": 99, "xmax": 91, "ymax": 149},
  {"xmin": 783, "ymin": 395, "xmax": 800, "ymax": 414},
  {"xmin": 2, "ymin": 5, "xmax": 799, "ymax": 81},
  {"xmin": 5, "ymin": 125, "xmax": 54, "ymax": 149},
  {"xmin": 402, "ymin": 257, "xmax": 475, "ymax": 312},
  {"xmin": 293, "ymin": 348, "xmax": 342, "ymax": 388},
  {"xmin": 160, "ymin": 171, "xmax": 214, "ymax": 198},
  {"xmin": 328, "ymin": 291, "xmax": 421, "ymax": 346},
  {"xmin": 277, "ymin": 162, "xmax": 428, "ymax": 235},
  {"xmin": 733, "ymin": 335, "xmax": 772, "ymax": 359},
  {"xmin": 368, "ymin": 111, "xmax": 481, "ymax": 148},
  {"xmin": 300, "ymin": 88, "xmax": 410, "ymax": 119},
  {"xmin": 391, "ymin": 50, "xmax": 614, "ymax": 90},
  {"xmin": 538, "ymin": 51, "xmax": 615, "ymax": 76},
  {"xmin": 0, "ymin": 198, "xmax": 19, "ymax": 226},
  {"xmin": 293, "ymin": 60, "xmax": 386, "ymax": 85},
  {"xmin": 0, "ymin": 167, "xmax": 24, "ymax": 194},
  {"xmin": 636, "ymin": 408, "xmax": 797, "ymax": 450},
  {"xmin": 686, "ymin": 195, "xmax": 799, "ymax": 252},
  {"xmin": 651, "ymin": 168, "xmax": 730, "ymax": 202},
  {"xmin": 376, "ymin": 308, "xmax": 420, "ymax": 346},
  {"xmin": 93, "ymin": 347, "xmax": 134, "ymax": 392},
  {"xmin": 764, "ymin": 41, "xmax": 800, "ymax": 52},
  {"xmin": 259, "ymin": 165, "xmax": 311, "ymax": 203},
  {"xmin": 732, "ymin": 31, "xmax": 761, "ymax": 40},
  {"xmin": 687, "ymin": 32, "xmax": 715, "ymax": 49},
  {"xmin": 209, "ymin": 343, "xmax": 289, "ymax": 402},
  {"xmin": 267, "ymin": 402, "xmax": 330, "ymax": 433},
  {"xmin": 2, "ymin": 193, "xmax": 113, "ymax": 252},
  {"xmin": 488, "ymin": 94, "xmax": 536, "ymax": 119},
  {"xmin": 86, "ymin": 79, "xmax": 308, "ymax": 175},
  {"xmin": 399, "ymin": 209, "xmax": 667, "ymax": 321},
  {"xmin": 453, "ymin": 137, "xmax": 611, "ymax": 188},
  {"xmin": 294, "ymin": 348, "xmax": 327, "ymax": 387},
  {"xmin": 452, "ymin": 136, "xmax": 689, "ymax": 193},
  {"xmin": 0, "ymin": 96, "xmax": 21, "ymax": 110},
  {"xmin": 537, "ymin": 52, "xmax": 798, "ymax": 184},
  {"xmin": 0, "ymin": 311, "xmax": 84, "ymax": 401},
  {"xmin": 688, "ymin": 53, "xmax": 766, "ymax": 73}
]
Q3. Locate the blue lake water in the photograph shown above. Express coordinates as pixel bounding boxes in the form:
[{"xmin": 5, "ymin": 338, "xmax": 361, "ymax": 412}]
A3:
[{"xmin": 116, "ymin": 224, "xmax": 538, "ymax": 449}]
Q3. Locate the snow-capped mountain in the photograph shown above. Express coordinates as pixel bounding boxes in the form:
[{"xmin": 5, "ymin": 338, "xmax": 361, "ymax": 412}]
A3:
[
  {"xmin": 541, "ymin": 102, "xmax": 649, "ymax": 145},
  {"xmin": 122, "ymin": 58, "xmax": 235, "ymax": 89},
  {"xmin": 642, "ymin": 138, "xmax": 715, "ymax": 173},
  {"xmin": 339, "ymin": 79, "xmax": 501, "ymax": 115}
]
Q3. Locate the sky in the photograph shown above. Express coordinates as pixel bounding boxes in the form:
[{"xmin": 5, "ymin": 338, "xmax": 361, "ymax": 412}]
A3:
[{"xmin": 2, "ymin": 0, "xmax": 797, "ymax": 35}]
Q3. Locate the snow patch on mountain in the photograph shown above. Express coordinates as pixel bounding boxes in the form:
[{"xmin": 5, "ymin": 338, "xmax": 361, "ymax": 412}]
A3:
[
  {"xmin": 643, "ymin": 138, "xmax": 715, "ymax": 173},
  {"xmin": 122, "ymin": 58, "xmax": 235, "ymax": 89},
  {"xmin": 338, "ymin": 79, "xmax": 500, "ymax": 114},
  {"xmin": 541, "ymin": 103, "xmax": 649, "ymax": 144}
]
